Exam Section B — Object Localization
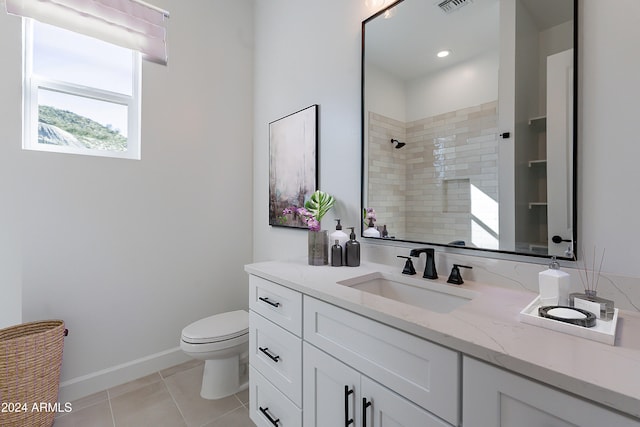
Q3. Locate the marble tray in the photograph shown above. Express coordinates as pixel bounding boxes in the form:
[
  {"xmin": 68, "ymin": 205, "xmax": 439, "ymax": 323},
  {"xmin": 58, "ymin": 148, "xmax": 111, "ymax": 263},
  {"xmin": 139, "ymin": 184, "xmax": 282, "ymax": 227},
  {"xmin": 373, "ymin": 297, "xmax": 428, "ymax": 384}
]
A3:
[{"xmin": 519, "ymin": 295, "xmax": 619, "ymax": 346}]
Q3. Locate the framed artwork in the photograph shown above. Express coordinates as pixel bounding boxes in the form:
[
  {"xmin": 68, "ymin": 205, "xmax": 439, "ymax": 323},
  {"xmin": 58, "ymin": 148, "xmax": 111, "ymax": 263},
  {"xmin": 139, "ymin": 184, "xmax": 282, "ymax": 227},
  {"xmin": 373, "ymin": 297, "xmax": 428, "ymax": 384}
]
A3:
[{"xmin": 269, "ymin": 104, "xmax": 318, "ymax": 228}]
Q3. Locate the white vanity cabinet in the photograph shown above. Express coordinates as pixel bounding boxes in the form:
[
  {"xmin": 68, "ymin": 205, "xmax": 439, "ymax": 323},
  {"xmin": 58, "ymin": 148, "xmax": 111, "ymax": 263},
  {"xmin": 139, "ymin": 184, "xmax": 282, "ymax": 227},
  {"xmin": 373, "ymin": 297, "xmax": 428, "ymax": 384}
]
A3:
[
  {"xmin": 248, "ymin": 274, "xmax": 460, "ymax": 427},
  {"xmin": 246, "ymin": 263, "xmax": 640, "ymax": 426},
  {"xmin": 303, "ymin": 296, "xmax": 460, "ymax": 426},
  {"xmin": 248, "ymin": 275, "xmax": 303, "ymax": 427},
  {"xmin": 463, "ymin": 356, "xmax": 640, "ymax": 427},
  {"xmin": 304, "ymin": 342, "xmax": 451, "ymax": 427}
]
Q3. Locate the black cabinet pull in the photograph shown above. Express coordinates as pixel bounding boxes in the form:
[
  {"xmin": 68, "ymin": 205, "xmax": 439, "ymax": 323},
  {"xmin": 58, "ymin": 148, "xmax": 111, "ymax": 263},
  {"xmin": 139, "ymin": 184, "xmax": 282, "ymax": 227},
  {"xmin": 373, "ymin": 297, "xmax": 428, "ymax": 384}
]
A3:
[
  {"xmin": 259, "ymin": 406, "xmax": 280, "ymax": 426},
  {"xmin": 259, "ymin": 346, "xmax": 280, "ymax": 363},
  {"xmin": 258, "ymin": 296, "xmax": 280, "ymax": 307},
  {"xmin": 344, "ymin": 386, "xmax": 354, "ymax": 426},
  {"xmin": 362, "ymin": 397, "xmax": 372, "ymax": 427}
]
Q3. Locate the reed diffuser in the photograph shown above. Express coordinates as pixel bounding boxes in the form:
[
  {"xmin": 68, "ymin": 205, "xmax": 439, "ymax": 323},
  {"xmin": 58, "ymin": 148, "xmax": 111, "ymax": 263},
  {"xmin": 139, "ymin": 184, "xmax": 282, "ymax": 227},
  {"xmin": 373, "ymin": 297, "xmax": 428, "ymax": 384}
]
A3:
[{"xmin": 569, "ymin": 247, "xmax": 614, "ymax": 321}]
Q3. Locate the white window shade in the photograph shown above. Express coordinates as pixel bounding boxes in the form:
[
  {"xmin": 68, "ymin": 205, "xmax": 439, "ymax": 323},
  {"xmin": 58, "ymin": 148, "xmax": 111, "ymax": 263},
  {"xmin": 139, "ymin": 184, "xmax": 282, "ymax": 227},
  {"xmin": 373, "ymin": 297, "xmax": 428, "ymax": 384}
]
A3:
[{"xmin": 6, "ymin": 0, "xmax": 169, "ymax": 64}]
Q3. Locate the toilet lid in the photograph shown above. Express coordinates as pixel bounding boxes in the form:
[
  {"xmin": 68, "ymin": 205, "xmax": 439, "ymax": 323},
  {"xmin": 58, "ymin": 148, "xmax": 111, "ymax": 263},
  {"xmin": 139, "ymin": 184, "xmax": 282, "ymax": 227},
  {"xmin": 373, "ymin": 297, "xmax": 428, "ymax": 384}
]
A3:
[{"xmin": 181, "ymin": 310, "xmax": 249, "ymax": 344}]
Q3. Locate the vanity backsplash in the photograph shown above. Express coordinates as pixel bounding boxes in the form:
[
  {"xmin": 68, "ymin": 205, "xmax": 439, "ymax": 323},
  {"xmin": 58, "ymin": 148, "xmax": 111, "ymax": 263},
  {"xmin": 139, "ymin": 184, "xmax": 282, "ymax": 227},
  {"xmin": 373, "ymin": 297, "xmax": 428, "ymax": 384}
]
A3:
[{"xmin": 362, "ymin": 241, "xmax": 640, "ymax": 313}]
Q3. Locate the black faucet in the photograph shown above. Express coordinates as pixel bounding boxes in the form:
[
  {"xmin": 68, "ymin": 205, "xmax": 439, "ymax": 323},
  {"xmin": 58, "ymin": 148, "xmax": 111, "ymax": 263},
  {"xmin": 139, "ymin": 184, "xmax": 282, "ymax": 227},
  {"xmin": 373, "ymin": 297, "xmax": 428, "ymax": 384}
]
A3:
[{"xmin": 409, "ymin": 248, "xmax": 437, "ymax": 279}]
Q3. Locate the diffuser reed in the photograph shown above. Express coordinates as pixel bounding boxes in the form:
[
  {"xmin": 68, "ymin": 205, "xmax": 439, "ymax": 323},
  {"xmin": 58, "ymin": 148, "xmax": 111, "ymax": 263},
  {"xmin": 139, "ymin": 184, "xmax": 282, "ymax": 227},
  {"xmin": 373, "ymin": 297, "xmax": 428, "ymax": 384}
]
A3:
[
  {"xmin": 570, "ymin": 247, "xmax": 614, "ymax": 320},
  {"xmin": 576, "ymin": 246, "xmax": 605, "ymax": 296}
]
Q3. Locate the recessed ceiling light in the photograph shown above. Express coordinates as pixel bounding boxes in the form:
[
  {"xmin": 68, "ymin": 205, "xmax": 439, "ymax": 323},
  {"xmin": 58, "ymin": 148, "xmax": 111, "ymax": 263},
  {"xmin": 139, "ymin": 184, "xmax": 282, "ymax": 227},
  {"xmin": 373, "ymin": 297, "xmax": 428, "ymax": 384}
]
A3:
[{"xmin": 437, "ymin": 50, "xmax": 451, "ymax": 58}]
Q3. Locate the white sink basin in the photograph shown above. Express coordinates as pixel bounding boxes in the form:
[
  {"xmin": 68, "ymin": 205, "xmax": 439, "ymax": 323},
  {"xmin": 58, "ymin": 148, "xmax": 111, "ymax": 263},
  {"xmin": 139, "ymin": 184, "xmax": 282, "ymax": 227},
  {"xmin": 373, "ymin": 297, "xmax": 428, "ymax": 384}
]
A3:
[{"xmin": 337, "ymin": 272, "xmax": 479, "ymax": 313}]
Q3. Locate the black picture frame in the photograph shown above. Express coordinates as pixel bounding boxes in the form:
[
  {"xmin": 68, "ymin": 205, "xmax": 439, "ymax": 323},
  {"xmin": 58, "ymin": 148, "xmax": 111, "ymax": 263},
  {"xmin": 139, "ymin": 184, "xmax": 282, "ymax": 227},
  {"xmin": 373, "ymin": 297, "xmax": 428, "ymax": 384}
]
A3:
[{"xmin": 268, "ymin": 104, "xmax": 319, "ymax": 228}]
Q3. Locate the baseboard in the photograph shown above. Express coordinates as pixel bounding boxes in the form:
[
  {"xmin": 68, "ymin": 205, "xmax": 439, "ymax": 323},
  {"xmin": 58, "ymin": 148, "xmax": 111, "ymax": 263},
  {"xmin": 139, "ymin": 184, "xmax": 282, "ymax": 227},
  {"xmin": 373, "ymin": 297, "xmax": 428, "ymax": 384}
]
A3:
[{"xmin": 58, "ymin": 347, "xmax": 191, "ymax": 403}]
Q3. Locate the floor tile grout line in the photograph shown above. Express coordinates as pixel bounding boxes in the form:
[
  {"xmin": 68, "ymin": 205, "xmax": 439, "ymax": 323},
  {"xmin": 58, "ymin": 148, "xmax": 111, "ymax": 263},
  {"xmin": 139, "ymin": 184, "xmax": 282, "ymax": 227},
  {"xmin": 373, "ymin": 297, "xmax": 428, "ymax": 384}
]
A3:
[
  {"xmin": 234, "ymin": 393, "xmax": 245, "ymax": 408},
  {"xmin": 162, "ymin": 375, "xmax": 189, "ymax": 426},
  {"xmin": 196, "ymin": 404, "xmax": 247, "ymax": 427},
  {"xmin": 106, "ymin": 389, "xmax": 116, "ymax": 427}
]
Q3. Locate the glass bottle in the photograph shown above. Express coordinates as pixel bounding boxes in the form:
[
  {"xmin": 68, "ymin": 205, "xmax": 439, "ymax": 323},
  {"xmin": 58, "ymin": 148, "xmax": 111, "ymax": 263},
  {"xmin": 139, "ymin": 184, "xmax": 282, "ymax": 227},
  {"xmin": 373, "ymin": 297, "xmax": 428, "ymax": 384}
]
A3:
[{"xmin": 569, "ymin": 290, "xmax": 614, "ymax": 321}]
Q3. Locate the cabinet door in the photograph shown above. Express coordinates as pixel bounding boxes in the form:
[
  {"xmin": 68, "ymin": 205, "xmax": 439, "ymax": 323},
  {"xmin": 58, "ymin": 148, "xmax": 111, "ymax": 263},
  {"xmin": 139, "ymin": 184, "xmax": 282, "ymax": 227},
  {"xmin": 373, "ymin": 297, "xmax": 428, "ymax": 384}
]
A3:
[
  {"xmin": 304, "ymin": 296, "xmax": 459, "ymax": 425},
  {"xmin": 303, "ymin": 343, "xmax": 361, "ymax": 427},
  {"xmin": 361, "ymin": 376, "xmax": 451, "ymax": 427},
  {"xmin": 463, "ymin": 357, "xmax": 640, "ymax": 427}
]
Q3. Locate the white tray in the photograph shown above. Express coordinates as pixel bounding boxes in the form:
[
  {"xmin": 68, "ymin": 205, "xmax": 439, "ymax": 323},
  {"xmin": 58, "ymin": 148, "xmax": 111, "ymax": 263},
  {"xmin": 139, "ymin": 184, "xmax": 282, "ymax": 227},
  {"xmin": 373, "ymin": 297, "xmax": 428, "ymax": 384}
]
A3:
[{"xmin": 519, "ymin": 296, "xmax": 619, "ymax": 346}]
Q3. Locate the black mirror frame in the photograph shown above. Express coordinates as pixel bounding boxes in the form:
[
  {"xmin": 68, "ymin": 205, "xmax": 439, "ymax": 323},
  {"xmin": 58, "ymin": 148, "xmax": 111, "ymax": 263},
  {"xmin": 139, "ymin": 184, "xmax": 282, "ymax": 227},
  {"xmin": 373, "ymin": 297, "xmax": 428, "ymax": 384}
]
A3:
[{"xmin": 360, "ymin": 0, "xmax": 578, "ymax": 261}]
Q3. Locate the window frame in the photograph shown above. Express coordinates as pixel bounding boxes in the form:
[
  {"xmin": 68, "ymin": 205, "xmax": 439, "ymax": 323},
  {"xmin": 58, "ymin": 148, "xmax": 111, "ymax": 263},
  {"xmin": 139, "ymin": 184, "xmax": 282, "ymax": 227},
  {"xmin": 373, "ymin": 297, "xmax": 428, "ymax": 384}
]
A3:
[{"xmin": 22, "ymin": 18, "xmax": 142, "ymax": 160}]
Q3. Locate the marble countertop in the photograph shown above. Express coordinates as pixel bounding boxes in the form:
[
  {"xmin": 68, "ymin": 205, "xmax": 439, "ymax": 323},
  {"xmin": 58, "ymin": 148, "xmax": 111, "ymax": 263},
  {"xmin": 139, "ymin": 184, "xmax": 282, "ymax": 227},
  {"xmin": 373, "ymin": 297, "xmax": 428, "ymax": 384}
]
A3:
[{"xmin": 245, "ymin": 258, "xmax": 640, "ymax": 419}]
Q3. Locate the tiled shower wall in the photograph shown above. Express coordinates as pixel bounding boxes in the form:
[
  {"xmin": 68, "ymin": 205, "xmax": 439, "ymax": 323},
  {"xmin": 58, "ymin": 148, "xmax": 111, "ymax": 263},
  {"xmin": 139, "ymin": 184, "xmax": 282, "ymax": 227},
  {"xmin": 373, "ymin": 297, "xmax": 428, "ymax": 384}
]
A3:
[
  {"xmin": 368, "ymin": 101, "xmax": 499, "ymax": 246},
  {"xmin": 367, "ymin": 113, "xmax": 407, "ymax": 238}
]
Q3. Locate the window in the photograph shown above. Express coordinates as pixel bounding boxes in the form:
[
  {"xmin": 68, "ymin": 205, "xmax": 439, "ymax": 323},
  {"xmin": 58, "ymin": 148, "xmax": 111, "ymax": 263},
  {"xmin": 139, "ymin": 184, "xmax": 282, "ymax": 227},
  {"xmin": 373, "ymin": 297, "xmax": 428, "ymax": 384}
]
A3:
[{"xmin": 23, "ymin": 19, "xmax": 142, "ymax": 159}]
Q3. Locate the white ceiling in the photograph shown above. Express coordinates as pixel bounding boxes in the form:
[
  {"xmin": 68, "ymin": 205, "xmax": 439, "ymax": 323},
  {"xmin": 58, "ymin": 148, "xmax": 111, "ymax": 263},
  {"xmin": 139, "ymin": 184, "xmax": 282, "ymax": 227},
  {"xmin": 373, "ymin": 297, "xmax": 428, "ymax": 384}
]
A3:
[{"xmin": 364, "ymin": 0, "xmax": 573, "ymax": 81}]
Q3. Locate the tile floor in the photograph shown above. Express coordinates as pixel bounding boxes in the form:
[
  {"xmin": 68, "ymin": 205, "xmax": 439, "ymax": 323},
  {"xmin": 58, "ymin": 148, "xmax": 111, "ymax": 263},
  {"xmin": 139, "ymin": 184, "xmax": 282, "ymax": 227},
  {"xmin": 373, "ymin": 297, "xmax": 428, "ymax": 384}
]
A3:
[{"xmin": 54, "ymin": 360, "xmax": 257, "ymax": 427}]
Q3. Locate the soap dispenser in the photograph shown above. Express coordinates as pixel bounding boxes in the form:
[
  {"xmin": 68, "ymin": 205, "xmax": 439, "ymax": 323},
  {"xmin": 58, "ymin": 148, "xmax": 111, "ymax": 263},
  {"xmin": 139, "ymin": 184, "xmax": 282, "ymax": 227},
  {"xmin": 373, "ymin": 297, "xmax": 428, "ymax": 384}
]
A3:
[
  {"xmin": 331, "ymin": 240, "xmax": 343, "ymax": 267},
  {"xmin": 345, "ymin": 227, "xmax": 360, "ymax": 267},
  {"xmin": 330, "ymin": 219, "xmax": 349, "ymax": 263},
  {"xmin": 363, "ymin": 218, "xmax": 381, "ymax": 238},
  {"xmin": 539, "ymin": 257, "xmax": 570, "ymax": 306}
]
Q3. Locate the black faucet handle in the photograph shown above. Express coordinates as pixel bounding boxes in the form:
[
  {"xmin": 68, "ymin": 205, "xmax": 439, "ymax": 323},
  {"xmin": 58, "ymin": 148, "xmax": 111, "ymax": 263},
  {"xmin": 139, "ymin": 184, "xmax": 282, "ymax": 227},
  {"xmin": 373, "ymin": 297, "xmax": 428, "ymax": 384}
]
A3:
[
  {"xmin": 397, "ymin": 256, "xmax": 416, "ymax": 275},
  {"xmin": 447, "ymin": 264, "xmax": 472, "ymax": 285}
]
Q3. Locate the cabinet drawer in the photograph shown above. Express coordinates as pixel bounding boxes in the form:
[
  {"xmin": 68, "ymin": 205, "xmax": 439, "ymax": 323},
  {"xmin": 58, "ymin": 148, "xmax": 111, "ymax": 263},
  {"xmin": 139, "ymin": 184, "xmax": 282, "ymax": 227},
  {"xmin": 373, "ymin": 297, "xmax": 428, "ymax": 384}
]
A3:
[
  {"xmin": 249, "ymin": 311, "xmax": 302, "ymax": 406},
  {"xmin": 249, "ymin": 366, "xmax": 302, "ymax": 427},
  {"xmin": 249, "ymin": 275, "xmax": 302, "ymax": 336},
  {"xmin": 303, "ymin": 296, "xmax": 459, "ymax": 426}
]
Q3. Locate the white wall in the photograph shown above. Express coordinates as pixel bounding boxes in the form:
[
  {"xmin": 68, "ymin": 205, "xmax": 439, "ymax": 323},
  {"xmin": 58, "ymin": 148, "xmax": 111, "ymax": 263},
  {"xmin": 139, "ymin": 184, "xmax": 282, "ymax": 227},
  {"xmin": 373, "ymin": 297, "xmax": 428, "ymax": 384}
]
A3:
[
  {"xmin": 364, "ymin": 51, "xmax": 498, "ymax": 129},
  {"xmin": 253, "ymin": 0, "xmax": 640, "ymax": 281},
  {"xmin": 579, "ymin": 0, "xmax": 640, "ymax": 277},
  {"xmin": 365, "ymin": 64, "xmax": 406, "ymax": 123},
  {"xmin": 253, "ymin": 0, "xmax": 368, "ymax": 261},
  {"xmin": 0, "ymin": 7, "xmax": 22, "ymax": 328},
  {"xmin": 0, "ymin": 0, "xmax": 254, "ymax": 401},
  {"xmin": 405, "ymin": 50, "xmax": 499, "ymax": 121}
]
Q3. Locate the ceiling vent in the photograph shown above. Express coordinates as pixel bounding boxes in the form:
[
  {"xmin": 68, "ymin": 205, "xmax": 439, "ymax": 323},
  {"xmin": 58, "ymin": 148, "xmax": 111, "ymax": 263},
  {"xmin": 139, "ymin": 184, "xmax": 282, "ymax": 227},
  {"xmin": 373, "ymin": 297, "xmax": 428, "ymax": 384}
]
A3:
[{"xmin": 437, "ymin": 0, "xmax": 473, "ymax": 14}]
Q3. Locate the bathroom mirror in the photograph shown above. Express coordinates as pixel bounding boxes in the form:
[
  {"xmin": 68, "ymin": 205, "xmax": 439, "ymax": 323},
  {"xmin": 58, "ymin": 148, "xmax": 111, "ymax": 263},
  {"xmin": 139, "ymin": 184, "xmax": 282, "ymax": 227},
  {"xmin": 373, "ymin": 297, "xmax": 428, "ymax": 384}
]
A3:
[{"xmin": 362, "ymin": 0, "xmax": 577, "ymax": 259}]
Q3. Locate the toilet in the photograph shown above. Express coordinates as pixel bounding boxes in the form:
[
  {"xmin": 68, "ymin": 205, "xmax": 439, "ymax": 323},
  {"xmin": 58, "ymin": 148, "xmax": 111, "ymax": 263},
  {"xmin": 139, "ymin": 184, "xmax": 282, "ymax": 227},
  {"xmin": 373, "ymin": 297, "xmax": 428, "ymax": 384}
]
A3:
[{"xmin": 180, "ymin": 310, "xmax": 249, "ymax": 400}]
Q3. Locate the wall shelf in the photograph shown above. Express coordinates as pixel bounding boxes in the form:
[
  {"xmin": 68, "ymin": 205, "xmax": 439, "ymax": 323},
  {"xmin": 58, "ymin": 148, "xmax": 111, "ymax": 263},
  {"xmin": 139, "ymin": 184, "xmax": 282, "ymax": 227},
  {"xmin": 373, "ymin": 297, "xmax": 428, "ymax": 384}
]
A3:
[
  {"xmin": 528, "ymin": 243, "xmax": 549, "ymax": 254},
  {"xmin": 528, "ymin": 115, "xmax": 547, "ymax": 131},
  {"xmin": 528, "ymin": 202, "xmax": 547, "ymax": 209},
  {"xmin": 528, "ymin": 159, "xmax": 547, "ymax": 167}
]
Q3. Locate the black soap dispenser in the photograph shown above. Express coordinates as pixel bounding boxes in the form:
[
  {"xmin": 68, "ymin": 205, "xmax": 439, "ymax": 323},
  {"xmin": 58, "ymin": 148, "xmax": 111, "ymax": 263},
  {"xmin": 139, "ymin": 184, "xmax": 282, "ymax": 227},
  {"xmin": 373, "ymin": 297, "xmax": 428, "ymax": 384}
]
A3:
[
  {"xmin": 331, "ymin": 240, "xmax": 343, "ymax": 267},
  {"xmin": 345, "ymin": 227, "xmax": 360, "ymax": 267}
]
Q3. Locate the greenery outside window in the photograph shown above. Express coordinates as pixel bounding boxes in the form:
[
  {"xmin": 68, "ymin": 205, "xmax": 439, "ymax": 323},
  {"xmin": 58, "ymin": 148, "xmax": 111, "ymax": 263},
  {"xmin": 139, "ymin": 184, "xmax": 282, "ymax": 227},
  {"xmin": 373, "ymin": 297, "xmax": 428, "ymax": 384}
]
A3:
[{"xmin": 23, "ymin": 19, "xmax": 142, "ymax": 159}]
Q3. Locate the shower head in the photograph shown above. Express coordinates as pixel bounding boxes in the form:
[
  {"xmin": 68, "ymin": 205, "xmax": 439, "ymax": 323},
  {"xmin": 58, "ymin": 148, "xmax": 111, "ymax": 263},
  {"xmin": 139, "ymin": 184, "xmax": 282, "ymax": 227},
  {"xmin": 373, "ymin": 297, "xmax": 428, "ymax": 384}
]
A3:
[{"xmin": 390, "ymin": 138, "xmax": 406, "ymax": 149}]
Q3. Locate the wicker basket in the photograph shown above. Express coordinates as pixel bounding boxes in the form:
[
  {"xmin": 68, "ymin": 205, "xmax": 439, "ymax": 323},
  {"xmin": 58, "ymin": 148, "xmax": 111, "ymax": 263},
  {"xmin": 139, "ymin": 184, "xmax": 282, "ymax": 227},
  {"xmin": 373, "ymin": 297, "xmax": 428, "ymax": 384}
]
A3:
[{"xmin": 0, "ymin": 320, "xmax": 66, "ymax": 427}]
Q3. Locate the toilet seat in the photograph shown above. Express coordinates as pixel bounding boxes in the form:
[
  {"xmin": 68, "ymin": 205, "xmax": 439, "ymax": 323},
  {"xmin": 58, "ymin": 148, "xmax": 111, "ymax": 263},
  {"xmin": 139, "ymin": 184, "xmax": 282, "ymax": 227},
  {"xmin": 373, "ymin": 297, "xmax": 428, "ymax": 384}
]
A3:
[{"xmin": 181, "ymin": 310, "xmax": 249, "ymax": 344}]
